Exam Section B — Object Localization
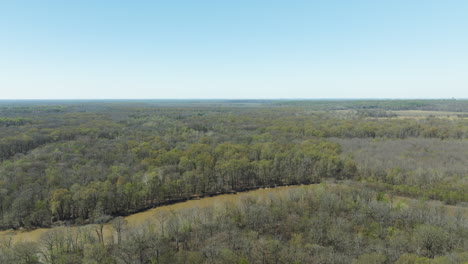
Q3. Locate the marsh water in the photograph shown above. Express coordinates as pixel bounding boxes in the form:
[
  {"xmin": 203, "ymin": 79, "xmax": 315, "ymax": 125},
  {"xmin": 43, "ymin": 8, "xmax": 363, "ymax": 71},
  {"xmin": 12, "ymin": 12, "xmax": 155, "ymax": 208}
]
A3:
[
  {"xmin": 1, "ymin": 183, "xmax": 466, "ymax": 245},
  {"xmin": 0, "ymin": 185, "xmax": 309, "ymax": 244}
]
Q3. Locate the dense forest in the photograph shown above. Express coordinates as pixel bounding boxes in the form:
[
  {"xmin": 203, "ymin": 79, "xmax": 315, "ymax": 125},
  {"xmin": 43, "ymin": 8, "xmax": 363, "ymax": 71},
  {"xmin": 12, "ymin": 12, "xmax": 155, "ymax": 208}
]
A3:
[{"xmin": 0, "ymin": 99, "xmax": 467, "ymax": 263}]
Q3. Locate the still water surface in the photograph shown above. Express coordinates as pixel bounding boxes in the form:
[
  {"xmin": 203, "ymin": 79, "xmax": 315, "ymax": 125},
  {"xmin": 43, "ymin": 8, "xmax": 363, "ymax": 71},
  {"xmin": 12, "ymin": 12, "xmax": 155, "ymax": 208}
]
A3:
[{"xmin": 0, "ymin": 185, "xmax": 307, "ymax": 244}]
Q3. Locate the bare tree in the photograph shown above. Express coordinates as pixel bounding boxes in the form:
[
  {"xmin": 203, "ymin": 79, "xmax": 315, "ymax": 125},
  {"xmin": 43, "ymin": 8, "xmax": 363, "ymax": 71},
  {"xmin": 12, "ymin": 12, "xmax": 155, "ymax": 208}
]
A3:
[{"xmin": 111, "ymin": 216, "xmax": 128, "ymax": 244}]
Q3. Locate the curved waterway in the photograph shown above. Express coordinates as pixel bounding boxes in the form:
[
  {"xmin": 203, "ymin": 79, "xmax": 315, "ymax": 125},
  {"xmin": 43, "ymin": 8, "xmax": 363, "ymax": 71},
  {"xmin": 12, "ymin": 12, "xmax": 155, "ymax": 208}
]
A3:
[
  {"xmin": 1, "ymin": 183, "xmax": 466, "ymax": 245},
  {"xmin": 0, "ymin": 184, "xmax": 313, "ymax": 244}
]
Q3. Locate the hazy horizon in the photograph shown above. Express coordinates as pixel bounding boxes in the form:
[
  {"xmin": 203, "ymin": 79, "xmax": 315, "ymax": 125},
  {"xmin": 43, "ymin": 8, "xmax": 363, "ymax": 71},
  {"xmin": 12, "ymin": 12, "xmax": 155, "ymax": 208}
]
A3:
[
  {"xmin": 0, "ymin": 97, "xmax": 468, "ymax": 102},
  {"xmin": 1, "ymin": 1, "xmax": 467, "ymax": 99}
]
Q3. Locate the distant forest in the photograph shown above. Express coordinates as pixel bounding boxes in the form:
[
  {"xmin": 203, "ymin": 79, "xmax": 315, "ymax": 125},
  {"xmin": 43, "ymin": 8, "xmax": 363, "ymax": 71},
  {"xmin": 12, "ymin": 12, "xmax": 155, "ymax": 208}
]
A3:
[{"xmin": 0, "ymin": 100, "xmax": 467, "ymax": 263}]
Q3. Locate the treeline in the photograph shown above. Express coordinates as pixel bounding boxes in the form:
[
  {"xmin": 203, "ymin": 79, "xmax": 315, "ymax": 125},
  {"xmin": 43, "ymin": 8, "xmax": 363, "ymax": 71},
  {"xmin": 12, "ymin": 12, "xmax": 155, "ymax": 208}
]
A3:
[
  {"xmin": 0, "ymin": 111, "xmax": 122, "ymax": 161},
  {"xmin": 0, "ymin": 118, "xmax": 32, "ymax": 127},
  {"xmin": 266, "ymin": 117, "xmax": 468, "ymax": 139},
  {"xmin": 1, "ymin": 184, "xmax": 466, "ymax": 263},
  {"xmin": 273, "ymin": 99, "xmax": 468, "ymax": 112},
  {"xmin": 335, "ymin": 138, "xmax": 468, "ymax": 204},
  {"xmin": 0, "ymin": 136, "xmax": 353, "ymax": 229}
]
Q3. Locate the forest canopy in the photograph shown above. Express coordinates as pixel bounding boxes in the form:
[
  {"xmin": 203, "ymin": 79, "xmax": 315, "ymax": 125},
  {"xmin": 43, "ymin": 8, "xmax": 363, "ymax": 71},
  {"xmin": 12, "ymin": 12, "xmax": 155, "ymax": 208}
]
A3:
[{"xmin": 0, "ymin": 99, "xmax": 467, "ymax": 263}]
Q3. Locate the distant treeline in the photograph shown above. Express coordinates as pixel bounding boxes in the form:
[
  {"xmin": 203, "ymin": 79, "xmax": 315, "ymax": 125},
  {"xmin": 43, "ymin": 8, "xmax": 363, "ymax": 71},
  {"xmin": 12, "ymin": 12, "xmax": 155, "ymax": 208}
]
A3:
[
  {"xmin": 0, "ymin": 117, "xmax": 32, "ymax": 127},
  {"xmin": 272, "ymin": 99, "xmax": 468, "ymax": 112}
]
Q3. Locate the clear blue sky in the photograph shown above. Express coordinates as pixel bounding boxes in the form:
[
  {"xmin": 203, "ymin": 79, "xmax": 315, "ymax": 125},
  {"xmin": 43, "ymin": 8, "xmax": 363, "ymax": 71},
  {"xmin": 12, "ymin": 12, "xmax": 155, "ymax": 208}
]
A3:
[{"xmin": 1, "ymin": 0, "xmax": 467, "ymax": 99}]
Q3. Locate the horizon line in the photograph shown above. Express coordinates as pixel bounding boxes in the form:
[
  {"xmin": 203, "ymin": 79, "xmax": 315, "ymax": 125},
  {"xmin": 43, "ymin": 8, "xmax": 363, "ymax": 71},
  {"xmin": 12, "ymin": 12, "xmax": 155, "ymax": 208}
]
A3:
[{"xmin": 0, "ymin": 98, "xmax": 466, "ymax": 101}]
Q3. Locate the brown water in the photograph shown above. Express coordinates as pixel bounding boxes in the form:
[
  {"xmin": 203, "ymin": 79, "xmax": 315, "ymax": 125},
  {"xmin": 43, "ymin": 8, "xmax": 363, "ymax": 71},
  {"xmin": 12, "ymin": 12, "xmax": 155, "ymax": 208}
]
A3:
[
  {"xmin": 0, "ymin": 185, "xmax": 309, "ymax": 244},
  {"xmin": 1, "ymin": 183, "xmax": 466, "ymax": 245}
]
